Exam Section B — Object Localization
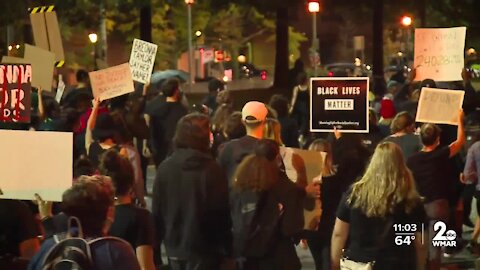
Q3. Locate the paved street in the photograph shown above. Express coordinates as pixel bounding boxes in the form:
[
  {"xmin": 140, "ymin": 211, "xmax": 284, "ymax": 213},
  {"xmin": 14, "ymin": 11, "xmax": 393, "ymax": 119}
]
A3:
[{"xmin": 145, "ymin": 166, "xmax": 480, "ymax": 269}]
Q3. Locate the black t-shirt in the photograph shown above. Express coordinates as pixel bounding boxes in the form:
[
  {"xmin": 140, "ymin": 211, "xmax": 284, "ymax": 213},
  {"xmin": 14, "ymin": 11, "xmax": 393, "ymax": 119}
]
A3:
[
  {"xmin": 407, "ymin": 146, "xmax": 451, "ymax": 202},
  {"xmin": 0, "ymin": 200, "xmax": 40, "ymax": 256},
  {"xmin": 109, "ymin": 204, "xmax": 155, "ymax": 249},
  {"xmin": 336, "ymin": 192, "xmax": 425, "ymax": 265}
]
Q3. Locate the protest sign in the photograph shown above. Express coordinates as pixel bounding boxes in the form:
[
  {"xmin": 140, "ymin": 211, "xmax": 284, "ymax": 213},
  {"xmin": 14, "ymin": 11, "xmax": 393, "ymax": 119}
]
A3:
[
  {"xmin": 24, "ymin": 44, "xmax": 56, "ymax": 91},
  {"xmin": 89, "ymin": 63, "xmax": 135, "ymax": 101},
  {"xmin": 0, "ymin": 64, "xmax": 32, "ymax": 123},
  {"xmin": 29, "ymin": 6, "xmax": 65, "ymax": 64},
  {"xmin": 310, "ymin": 77, "xmax": 369, "ymax": 133},
  {"xmin": 129, "ymin": 39, "xmax": 158, "ymax": 84},
  {"xmin": 280, "ymin": 147, "xmax": 325, "ymax": 230},
  {"xmin": 414, "ymin": 27, "xmax": 466, "ymax": 81},
  {"xmin": 0, "ymin": 130, "xmax": 72, "ymax": 201},
  {"xmin": 416, "ymin": 87, "xmax": 464, "ymax": 125},
  {"xmin": 1, "ymin": 56, "xmax": 29, "ymax": 65}
]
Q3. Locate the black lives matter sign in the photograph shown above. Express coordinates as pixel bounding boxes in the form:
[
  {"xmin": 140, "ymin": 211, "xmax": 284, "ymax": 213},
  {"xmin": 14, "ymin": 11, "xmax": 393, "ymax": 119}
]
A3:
[
  {"xmin": 0, "ymin": 64, "xmax": 32, "ymax": 123},
  {"xmin": 310, "ymin": 77, "xmax": 369, "ymax": 133}
]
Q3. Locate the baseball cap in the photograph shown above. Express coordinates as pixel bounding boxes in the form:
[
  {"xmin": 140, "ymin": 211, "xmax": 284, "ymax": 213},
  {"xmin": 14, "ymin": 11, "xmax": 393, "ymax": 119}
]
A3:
[{"xmin": 242, "ymin": 101, "xmax": 268, "ymax": 124}]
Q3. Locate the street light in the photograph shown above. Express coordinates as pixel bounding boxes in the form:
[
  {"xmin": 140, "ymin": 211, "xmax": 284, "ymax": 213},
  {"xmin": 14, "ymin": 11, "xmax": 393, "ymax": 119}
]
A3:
[
  {"xmin": 195, "ymin": 30, "xmax": 202, "ymax": 37},
  {"xmin": 89, "ymin": 33, "xmax": 98, "ymax": 71},
  {"xmin": 401, "ymin": 16, "xmax": 413, "ymax": 62},
  {"xmin": 308, "ymin": 1, "xmax": 320, "ymax": 76},
  {"xmin": 185, "ymin": 0, "xmax": 195, "ymax": 91}
]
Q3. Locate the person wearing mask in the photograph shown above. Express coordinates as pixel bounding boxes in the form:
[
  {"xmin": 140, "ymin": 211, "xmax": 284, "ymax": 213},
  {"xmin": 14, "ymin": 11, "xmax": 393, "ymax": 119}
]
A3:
[
  {"xmin": 202, "ymin": 78, "xmax": 225, "ymax": 115},
  {"xmin": 383, "ymin": 111, "xmax": 422, "ymax": 159},
  {"xmin": 29, "ymin": 176, "xmax": 140, "ymax": 270},
  {"xmin": 152, "ymin": 113, "xmax": 231, "ymax": 270},
  {"xmin": 218, "ymin": 101, "xmax": 268, "ymax": 187},
  {"xmin": 85, "ymin": 98, "xmax": 124, "ymax": 168},
  {"xmin": 304, "ymin": 139, "xmax": 346, "ymax": 270},
  {"xmin": 99, "ymin": 150, "xmax": 155, "ymax": 270},
  {"xmin": 289, "ymin": 72, "xmax": 310, "ymax": 140},
  {"xmin": 144, "ymin": 79, "xmax": 188, "ymax": 167},
  {"xmin": 331, "ymin": 142, "xmax": 427, "ymax": 270},
  {"xmin": 269, "ymin": 94, "xmax": 299, "ymax": 148},
  {"xmin": 407, "ymin": 110, "xmax": 465, "ymax": 267}
]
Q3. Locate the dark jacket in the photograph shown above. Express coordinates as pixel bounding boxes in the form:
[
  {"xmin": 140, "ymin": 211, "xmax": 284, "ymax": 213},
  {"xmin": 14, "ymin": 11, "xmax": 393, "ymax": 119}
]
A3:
[
  {"xmin": 230, "ymin": 171, "xmax": 304, "ymax": 270},
  {"xmin": 217, "ymin": 135, "xmax": 259, "ymax": 187},
  {"xmin": 152, "ymin": 148, "xmax": 231, "ymax": 259}
]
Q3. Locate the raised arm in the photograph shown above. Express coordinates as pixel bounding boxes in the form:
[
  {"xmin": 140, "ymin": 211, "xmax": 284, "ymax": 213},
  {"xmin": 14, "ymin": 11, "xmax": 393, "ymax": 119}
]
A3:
[
  {"xmin": 289, "ymin": 86, "xmax": 299, "ymax": 114},
  {"xmin": 37, "ymin": 87, "xmax": 45, "ymax": 121},
  {"xmin": 85, "ymin": 98, "xmax": 101, "ymax": 155},
  {"xmin": 449, "ymin": 109, "xmax": 465, "ymax": 157}
]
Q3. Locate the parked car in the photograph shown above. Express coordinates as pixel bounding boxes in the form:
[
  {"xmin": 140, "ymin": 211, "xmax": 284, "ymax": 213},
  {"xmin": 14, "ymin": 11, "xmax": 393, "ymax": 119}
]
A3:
[{"xmin": 324, "ymin": 62, "xmax": 372, "ymax": 77}]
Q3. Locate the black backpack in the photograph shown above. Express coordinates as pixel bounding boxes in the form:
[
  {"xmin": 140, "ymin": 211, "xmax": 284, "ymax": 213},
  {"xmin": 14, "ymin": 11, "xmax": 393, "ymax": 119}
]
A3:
[
  {"xmin": 231, "ymin": 189, "xmax": 284, "ymax": 258},
  {"xmin": 40, "ymin": 217, "xmax": 130, "ymax": 270},
  {"xmin": 41, "ymin": 217, "xmax": 93, "ymax": 270}
]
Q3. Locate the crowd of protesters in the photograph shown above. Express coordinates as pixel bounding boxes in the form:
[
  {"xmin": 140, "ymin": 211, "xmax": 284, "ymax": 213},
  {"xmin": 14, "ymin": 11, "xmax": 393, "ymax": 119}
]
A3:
[{"xmin": 1, "ymin": 60, "xmax": 480, "ymax": 270}]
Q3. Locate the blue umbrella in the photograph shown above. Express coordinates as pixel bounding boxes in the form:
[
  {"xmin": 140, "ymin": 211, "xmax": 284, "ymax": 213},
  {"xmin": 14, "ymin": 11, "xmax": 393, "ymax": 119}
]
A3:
[{"xmin": 150, "ymin": 69, "xmax": 189, "ymax": 86}]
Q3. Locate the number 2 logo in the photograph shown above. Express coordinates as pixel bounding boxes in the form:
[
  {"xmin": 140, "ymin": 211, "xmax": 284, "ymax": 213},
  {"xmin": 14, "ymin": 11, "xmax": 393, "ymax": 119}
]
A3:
[{"xmin": 432, "ymin": 221, "xmax": 456, "ymax": 241}]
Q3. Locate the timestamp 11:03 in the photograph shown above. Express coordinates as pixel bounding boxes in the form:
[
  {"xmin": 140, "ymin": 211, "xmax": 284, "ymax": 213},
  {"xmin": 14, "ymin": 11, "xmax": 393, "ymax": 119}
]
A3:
[{"xmin": 393, "ymin": 223, "xmax": 425, "ymax": 246}]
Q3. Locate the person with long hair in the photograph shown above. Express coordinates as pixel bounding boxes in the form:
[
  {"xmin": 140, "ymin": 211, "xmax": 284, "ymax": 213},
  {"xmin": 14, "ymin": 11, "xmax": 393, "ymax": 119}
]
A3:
[{"xmin": 331, "ymin": 142, "xmax": 426, "ymax": 270}]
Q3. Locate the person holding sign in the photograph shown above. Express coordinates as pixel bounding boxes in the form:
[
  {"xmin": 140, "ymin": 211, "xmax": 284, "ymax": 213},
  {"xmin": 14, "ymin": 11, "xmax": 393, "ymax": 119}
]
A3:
[{"xmin": 407, "ymin": 110, "xmax": 465, "ymax": 267}]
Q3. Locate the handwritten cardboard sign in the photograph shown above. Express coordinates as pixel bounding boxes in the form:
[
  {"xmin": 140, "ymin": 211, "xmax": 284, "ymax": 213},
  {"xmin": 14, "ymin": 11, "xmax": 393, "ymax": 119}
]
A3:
[
  {"xmin": 89, "ymin": 63, "xmax": 135, "ymax": 101},
  {"xmin": 0, "ymin": 64, "xmax": 32, "ymax": 123},
  {"xmin": 414, "ymin": 27, "xmax": 466, "ymax": 81},
  {"xmin": 280, "ymin": 147, "xmax": 326, "ymax": 230},
  {"xmin": 416, "ymin": 87, "xmax": 464, "ymax": 125},
  {"xmin": 310, "ymin": 77, "xmax": 369, "ymax": 133},
  {"xmin": 0, "ymin": 130, "xmax": 72, "ymax": 201},
  {"xmin": 129, "ymin": 39, "xmax": 157, "ymax": 84}
]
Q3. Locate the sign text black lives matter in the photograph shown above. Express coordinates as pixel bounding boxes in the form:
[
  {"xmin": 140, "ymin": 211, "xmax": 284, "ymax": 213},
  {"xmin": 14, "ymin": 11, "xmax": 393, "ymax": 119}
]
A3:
[
  {"xmin": 0, "ymin": 64, "xmax": 32, "ymax": 123},
  {"xmin": 310, "ymin": 77, "xmax": 369, "ymax": 133}
]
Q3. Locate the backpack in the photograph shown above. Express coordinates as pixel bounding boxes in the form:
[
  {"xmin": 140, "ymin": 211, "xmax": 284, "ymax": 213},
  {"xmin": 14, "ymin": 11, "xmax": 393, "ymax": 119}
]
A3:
[
  {"xmin": 41, "ymin": 216, "xmax": 130, "ymax": 270},
  {"xmin": 231, "ymin": 189, "xmax": 284, "ymax": 258}
]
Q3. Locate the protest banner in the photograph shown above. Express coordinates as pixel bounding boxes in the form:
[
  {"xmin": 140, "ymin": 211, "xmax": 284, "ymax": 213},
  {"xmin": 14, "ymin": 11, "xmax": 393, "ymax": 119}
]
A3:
[
  {"xmin": 0, "ymin": 130, "xmax": 72, "ymax": 201},
  {"xmin": 89, "ymin": 63, "xmax": 135, "ymax": 101},
  {"xmin": 0, "ymin": 64, "xmax": 32, "ymax": 123},
  {"xmin": 310, "ymin": 77, "xmax": 369, "ymax": 133},
  {"xmin": 280, "ymin": 147, "xmax": 325, "ymax": 230},
  {"xmin": 129, "ymin": 39, "xmax": 158, "ymax": 84},
  {"xmin": 416, "ymin": 87, "xmax": 464, "ymax": 125},
  {"xmin": 24, "ymin": 44, "xmax": 56, "ymax": 91},
  {"xmin": 414, "ymin": 27, "xmax": 466, "ymax": 81}
]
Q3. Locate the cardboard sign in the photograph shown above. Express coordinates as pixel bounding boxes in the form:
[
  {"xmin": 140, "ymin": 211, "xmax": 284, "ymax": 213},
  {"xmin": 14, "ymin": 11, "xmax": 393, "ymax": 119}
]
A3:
[
  {"xmin": 30, "ymin": 7, "xmax": 65, "ymax": 62},
  {"xmin": 0, "ymin": 64, "xmax": 32, "ymax": 123},
  {"xmin": 129, "ymin": 39, "xmax": 158, "ymax": 84},
  {"xmin": 0, "ymin": 130, "xmax": 72, "ymax": 201},
  {"xmin": 414, "ymin": 27, "xmax": 466, "ymax": 81},
  {"xmin": 310, "ymin": 77, "xmax": 369, "ymax": 133},
  {"xmin": 416, "ymin": 87, "xmax": 464, "ymax": 125},
  {"xmin": 280, "ymin": 147, "xmax": 326, "ymax": 230},
  {"xmin": 89, "ymin": 63, "xmax": 135, "ymax": 101},
  {"xmin": 24, "ymin": 44, "xmax": 56, "ymax": 91}
]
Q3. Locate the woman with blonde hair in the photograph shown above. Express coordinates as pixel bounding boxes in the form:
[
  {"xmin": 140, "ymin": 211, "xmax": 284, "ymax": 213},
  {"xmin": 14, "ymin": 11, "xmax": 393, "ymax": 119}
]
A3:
[{"xmin": 331, "ymin": 142, "xmax": 426, "ymax": 270}]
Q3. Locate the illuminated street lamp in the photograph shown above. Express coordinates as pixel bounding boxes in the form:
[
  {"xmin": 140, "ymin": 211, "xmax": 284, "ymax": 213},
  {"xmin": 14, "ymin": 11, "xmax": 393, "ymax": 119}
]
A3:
[
  {"xmin": 195, "ymin": 30, "xmax": 202, "ymax": 37},
  {"xmin": 401, "ymin": 16, "xmax": 413, "ymax": 60},
  {"xmin": 308, "ymin": 1, "xmax": 320, "ymax": 76},
  {"xmin": 89, "ymin": 33, "xmax": 98, "ymax": 70},
  {"xmin": 401, "ymin": 16, "xmax": 413, "ymax": 27},
  {"xmin": 185, "ymin": 0, "xmax": 195, "ymax": 90}
]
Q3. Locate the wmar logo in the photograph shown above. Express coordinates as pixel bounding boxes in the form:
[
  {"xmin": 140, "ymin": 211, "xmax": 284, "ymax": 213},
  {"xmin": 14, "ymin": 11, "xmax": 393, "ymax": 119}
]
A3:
[{"xmin": 432, "ymin": 221, "xmax": 456, "ymax": 247}]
